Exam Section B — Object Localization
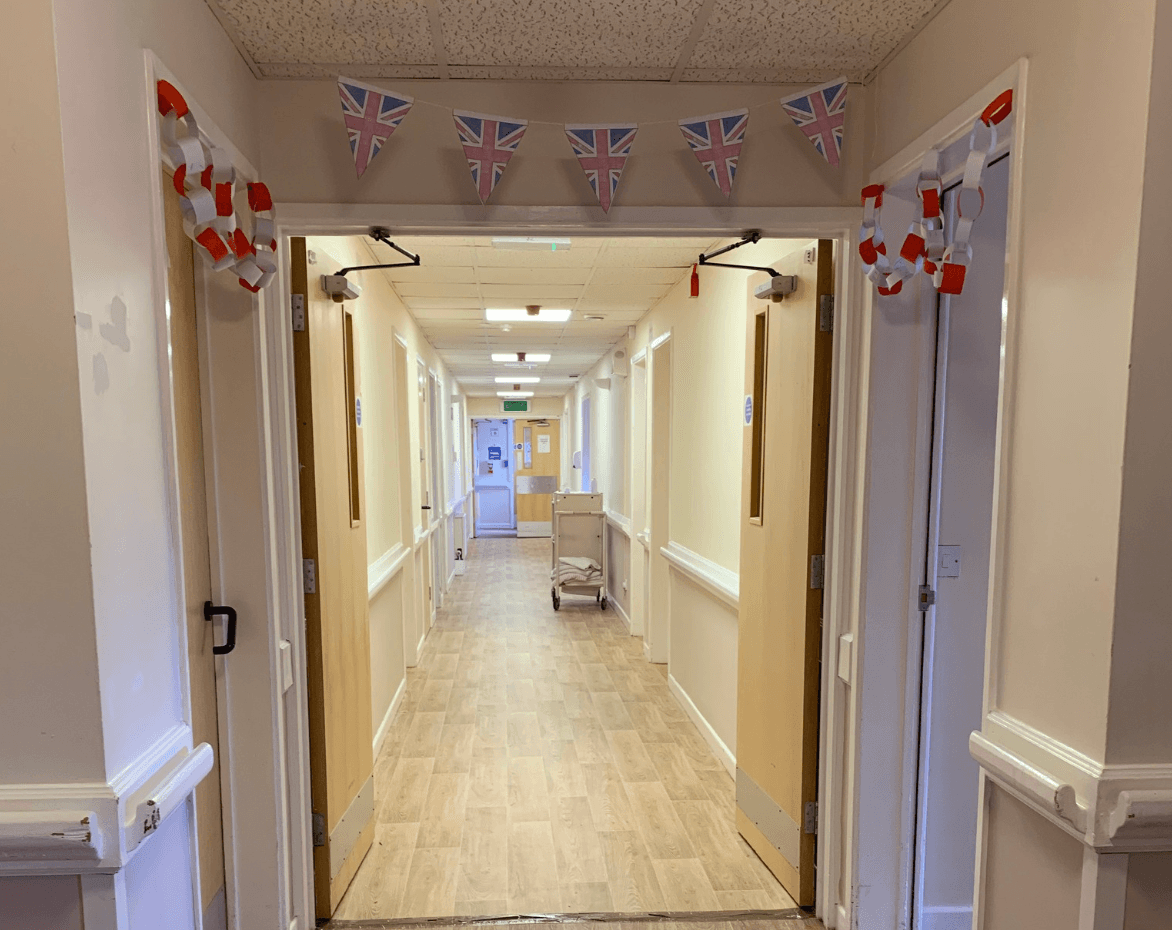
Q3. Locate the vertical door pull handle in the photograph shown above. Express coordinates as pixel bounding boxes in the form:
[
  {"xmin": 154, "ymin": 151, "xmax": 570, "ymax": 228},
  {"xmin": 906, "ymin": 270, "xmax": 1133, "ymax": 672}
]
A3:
[{"xmin": 203, "ymin": 602, "xmax": 238, "ymax": 655}]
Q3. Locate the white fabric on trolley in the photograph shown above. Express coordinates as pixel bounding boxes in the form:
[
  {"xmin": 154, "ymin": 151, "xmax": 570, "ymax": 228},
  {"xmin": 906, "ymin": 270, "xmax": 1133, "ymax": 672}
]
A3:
[{"xmin": 553, "ymin": 556, "xmax": 602, "ymax": 585}]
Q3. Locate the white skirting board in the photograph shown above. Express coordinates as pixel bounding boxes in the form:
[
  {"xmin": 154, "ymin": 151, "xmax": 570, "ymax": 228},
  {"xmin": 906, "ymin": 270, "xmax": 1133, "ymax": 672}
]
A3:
[
  {"xmin": 373, "ymin": 676, "xmax": 407, "ymax": 755},
  {"xmin": 919, "ymin": 906, "xmax": 973, "ymax": 930},
  {"xmin": 517, "ymin": 520, "xmax": 552, "ymax": 538},
  {"xmin": 668, "ymin": 673, "xmax": 735, "ymax": 776},
  {"xmin": 610, "ymin": 596, "xmax": 631, "ymax": 633}
]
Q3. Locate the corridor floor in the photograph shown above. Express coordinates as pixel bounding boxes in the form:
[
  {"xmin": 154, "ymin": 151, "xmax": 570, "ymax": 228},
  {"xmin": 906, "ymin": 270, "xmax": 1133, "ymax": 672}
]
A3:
[{"xmin": 335, "ymin": 538, "xmax": 797, "ymax": 921}]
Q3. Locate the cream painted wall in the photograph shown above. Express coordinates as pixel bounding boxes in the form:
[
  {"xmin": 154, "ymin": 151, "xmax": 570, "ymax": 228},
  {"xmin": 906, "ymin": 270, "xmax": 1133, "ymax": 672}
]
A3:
[
  {"xmin": 306, "ymin": 235, "xmax": 466, "ymax": 740},
  {"xmin": 869, "ymin": 0, "xmax": 1172, "ymax": 923},
  {"xmin": 257, "ymin": 81, "xmax": 865, "ymax": 209},
  {"xmin": 4, "ymin": 0, "xmax": 260, "ymax": 924},
  {"xmin": 873, "ymin": 0, "xmax": 1156, "ymax": 763},
  {"xmin": 1, "ymin": 0, "xmax": 104, "ymax": 790},
  {"xmin": 569, "ymin": 240, "xmax": 804, "ymax": 759}
]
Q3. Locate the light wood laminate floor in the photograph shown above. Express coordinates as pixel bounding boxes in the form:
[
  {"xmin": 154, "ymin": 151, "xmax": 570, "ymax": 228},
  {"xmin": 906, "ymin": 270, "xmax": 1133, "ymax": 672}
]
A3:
[{"xmin": 335, "ymin": 539, "xmax": 797, "ymax": 921}]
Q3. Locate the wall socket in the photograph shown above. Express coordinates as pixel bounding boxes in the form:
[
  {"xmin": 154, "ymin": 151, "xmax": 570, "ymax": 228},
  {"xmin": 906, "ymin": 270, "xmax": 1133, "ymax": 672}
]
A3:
[{"xmin": 804, "ymin": 247, "xmax": 816, "ymax": 263}]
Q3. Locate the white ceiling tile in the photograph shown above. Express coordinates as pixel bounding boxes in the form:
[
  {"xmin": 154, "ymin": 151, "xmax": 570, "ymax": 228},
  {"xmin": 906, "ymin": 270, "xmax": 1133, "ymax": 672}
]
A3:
[{"xmin": 476, "ymin": 268, "xmax": 594, "ymax": 286}]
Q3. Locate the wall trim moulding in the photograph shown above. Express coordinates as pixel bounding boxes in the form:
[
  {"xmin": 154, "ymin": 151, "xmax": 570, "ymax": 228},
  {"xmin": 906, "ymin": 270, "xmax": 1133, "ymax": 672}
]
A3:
[
  {"xmin": 605, "ymin": 510, "xmax": 633, "ymax": 537},
  {"xmin": 368, "ymin": 543, "xmax": 410, "ymax": 600},
  {"xmin": 973, "ymin": 710, "xmax": 1172, "ymax": 852},
  {"xmin": 659, "ymin": 541, "xmax": 739, "ymax": 610},
  {"xmin": 0, "ymin": 724, "xmax": 212, "ymax": 875},
  {"xmin": 669, "ymin": 674, "xmax": 735, "ymax": 776}
]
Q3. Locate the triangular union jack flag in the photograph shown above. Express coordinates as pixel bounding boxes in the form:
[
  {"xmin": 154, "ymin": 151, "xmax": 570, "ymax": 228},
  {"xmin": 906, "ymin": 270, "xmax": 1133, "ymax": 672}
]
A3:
[
  {"xmin": 453, "ymin": 110, "xmax": 529, "ymax": 203},
  {"xmin": 780, "ymin": 77, "xmax": 848, "ymax": 167},
  {"xmin": 337, "ymin": 77, "xmax": 414, "ymax": 178},
  {"xmin": 678, "ymin": 109, "xmax": 748, "ymax": 198},
  {"xmin": 564, "ymin": 124, "xmax": 638, "ymax": 213}
]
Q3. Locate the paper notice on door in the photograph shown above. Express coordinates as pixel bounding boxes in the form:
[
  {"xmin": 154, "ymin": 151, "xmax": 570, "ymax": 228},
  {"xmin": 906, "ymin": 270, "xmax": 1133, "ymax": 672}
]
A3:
[{"xmin": 538, "ymin": 434, "xmax": 551, "ymax": 453}]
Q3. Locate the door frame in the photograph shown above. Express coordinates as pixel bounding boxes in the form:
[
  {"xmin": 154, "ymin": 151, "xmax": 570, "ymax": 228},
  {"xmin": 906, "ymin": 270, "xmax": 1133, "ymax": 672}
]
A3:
[
  {"xmin": 645, "ymin": 331, "xmax": 673, "ymax": 665},
  {"xmin": 846, "ymin": 60, "xmax": 1030, "ymax": 930},
  {"xmin": 187, "ymin": 195, "xmax": 864, "ymax": 928}
]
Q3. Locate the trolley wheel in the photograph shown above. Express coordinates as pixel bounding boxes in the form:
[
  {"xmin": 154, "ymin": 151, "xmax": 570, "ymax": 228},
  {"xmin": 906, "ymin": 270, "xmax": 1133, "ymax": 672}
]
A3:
[
  {"xmin": 552, "ymin": 589, "xmax": 561, "ymax": 611},
  {"xmin": 596, "ymin": 590, "xmax": 601, "ymax": 603},
  {"xmin": 600, "ymin": 597, "xmax": 608, "ymax": 611}
]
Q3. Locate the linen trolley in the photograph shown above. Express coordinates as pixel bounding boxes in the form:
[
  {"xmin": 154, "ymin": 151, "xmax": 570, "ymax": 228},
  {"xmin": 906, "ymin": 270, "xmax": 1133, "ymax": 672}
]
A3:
[{"xmin": 550, "ymin": 491, "xmax": 607, "ymax": 611}]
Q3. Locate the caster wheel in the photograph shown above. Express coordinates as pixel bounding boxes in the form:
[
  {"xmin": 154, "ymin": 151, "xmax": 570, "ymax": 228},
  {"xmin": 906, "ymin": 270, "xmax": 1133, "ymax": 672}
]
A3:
[
  {"xmin": 600, "ymin": 597, "xmax": 608, "ymax": 611},
  {"xmin": 552, "ymin": 590, "xmax": 561, "ymax": 611},
  {"xmin": 596, "ymin": 590, "xmax": 601, "ymax": 603}
]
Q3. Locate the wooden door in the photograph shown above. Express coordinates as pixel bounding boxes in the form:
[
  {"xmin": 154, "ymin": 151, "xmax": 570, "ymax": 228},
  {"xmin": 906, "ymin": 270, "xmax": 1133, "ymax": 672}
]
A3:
[
  {"xmin": 514, "ymin": 418, "xmax": 560, "ymax": 537},
  {"xmin": 162, "ymin": 170, "xmax": 227, "ymax": 928},
  {"xmin": 290, "ymin": 239, "xmax": 375, "ymax": 919},
  {"xmin": 735, "ymin": 240, "xmax": 834, "ymax": 907}
]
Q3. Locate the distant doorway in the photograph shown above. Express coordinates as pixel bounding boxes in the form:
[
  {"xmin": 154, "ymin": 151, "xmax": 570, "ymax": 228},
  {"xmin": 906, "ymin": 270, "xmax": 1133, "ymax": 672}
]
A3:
[{"xmin": 473, "ymin": 417, "xmax": 516, "ymax": 536}]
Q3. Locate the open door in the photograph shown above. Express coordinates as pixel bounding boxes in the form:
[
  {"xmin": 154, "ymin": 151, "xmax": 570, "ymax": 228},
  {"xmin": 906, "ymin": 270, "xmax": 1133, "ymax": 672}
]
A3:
[
  {"xmin": 514, "ymin": 417, "xmax": 560, "ymax": 537},
  {"xmin": 290, "ymin": 238, "xmax": 375, "ymax": 919},
  {"xmin": 162, "ymin": 170, "xmax": 227, "ymax": 929},
  {"xmin": 736, "ymin": 240, "xmax": 834, "ymax": 907}
]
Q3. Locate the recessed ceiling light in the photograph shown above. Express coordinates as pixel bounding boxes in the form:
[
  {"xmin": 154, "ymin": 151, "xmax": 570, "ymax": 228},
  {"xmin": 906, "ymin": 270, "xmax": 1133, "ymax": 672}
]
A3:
[
  {"xmin": 491, "ymin": 237, "xmax": 572, "ymax": 251},
  {"xmin": 486, "ymin": 308, "xmax": 572, "ymax": 323},
  {"xmin": 492, "ymin": 352, "xmax": 551, "ymax": 363},
  {"xmin": 497, "ymin": 391, "xmax": 535, "ymax": 397},
  {"xmin": 495, "ymin": 377, "xmax": 540, "ymax": 383},
  {"xmin": 584, "ymin": 314, "xmax": 606, "ymax": 321}
]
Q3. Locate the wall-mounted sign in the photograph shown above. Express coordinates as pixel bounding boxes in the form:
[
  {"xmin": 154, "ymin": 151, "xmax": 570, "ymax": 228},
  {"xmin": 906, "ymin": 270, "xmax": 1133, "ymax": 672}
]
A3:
[
  {"xmin": 502, "ymin": 399, "xmax": 529, "ymax": 412},
  {"xmin": 356, "ymin": 396, "xmax": 363, "ymax": 426},
  {"xmin": 538, "ymin": 434, "xmax": 551, "ymax": 454},
  {"xmin": 744, "ymin": 395, "xmax": 753, "ymax": 426},
  {"xmin": 488, "ymin": 446, "xmax": 502, "ymax": 461}
]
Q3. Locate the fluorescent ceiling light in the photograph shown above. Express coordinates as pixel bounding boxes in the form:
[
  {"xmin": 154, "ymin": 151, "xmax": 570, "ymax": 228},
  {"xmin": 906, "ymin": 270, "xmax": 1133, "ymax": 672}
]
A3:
[
  {"xmin": 495, "ymin": 377, "xmax": 540, "ymax": 383},
  {"xmin": 486, "ymin": 308, "xmax": 572, "ymax": 323},
  {"xmin": 491, "ymin": 352, "xmax": 551, "ymax": 363},
  {"xmin": 491, "ymin": 237, "xmax": 572, "ymax": 251},
  {"xmin": 497, "ymin": 391, "xmax": 535, "ymax": 397}
]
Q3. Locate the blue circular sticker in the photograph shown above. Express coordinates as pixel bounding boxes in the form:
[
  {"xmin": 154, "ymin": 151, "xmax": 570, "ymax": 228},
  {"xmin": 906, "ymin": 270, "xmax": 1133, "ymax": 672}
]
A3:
[{"xmin": 744, "ymin": 395, "xmax": 753, "ymax": 426}]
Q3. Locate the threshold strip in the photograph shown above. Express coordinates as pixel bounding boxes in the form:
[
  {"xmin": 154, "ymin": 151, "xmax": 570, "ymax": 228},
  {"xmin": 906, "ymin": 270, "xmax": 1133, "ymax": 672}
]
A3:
[{"xmin": 325, "ymin": 908, "xmax": 811, "ymax": 929}]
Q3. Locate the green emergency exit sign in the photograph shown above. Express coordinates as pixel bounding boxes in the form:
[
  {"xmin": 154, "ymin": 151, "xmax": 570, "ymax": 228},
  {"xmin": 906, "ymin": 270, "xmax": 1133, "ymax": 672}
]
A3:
[{"xmin": 502, "ymin": 399, "xmax": 529, "ymax": 412}]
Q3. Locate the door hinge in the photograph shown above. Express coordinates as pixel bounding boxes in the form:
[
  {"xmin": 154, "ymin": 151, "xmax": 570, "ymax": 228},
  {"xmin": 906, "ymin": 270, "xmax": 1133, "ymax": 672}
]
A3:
[
  {"xmin": 918, "ymin": 584, "xmax": 936, "ymax": 611},
  {"xmin": 311, "ymin": 812, "xmax": 326, "ymax": 847},
  {"xmin": 291, "ymin": 294, "xmax": 306, "ymax": 332},
  {"xmin": 303, "ymin": 558, "xmax": 317, "ymax": 595},
  {"xmin": 804, "ymin": 801, "xmax": 819, "ymax": 834},
  {"xmin": 810, "ymin": 554, "xmax": 825, "ymax": 589},
  {"xmin": 819, "ymin": 293, "xmax": 834, "ymax": 332}
]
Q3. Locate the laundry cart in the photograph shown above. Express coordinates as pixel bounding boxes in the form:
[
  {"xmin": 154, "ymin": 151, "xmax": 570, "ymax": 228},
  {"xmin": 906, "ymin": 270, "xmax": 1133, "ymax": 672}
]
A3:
[{"xmin": 551, "ymin": 492, "xmax": 607, "ymax": 611}]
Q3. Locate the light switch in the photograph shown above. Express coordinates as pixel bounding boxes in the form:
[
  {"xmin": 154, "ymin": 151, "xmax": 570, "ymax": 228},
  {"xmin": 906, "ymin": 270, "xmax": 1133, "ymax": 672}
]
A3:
[{"xmin": 938, "ymin": 545, "xmax": 961, "ymax": 578}]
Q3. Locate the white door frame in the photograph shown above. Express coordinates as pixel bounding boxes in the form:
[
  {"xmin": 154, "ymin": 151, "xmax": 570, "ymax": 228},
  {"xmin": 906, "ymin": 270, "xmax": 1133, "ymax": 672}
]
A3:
[
  {"xmin": 188, "ymin": 201, "xmax": 863, "ymax": 929},
  {"xmin": 472, "ymin": 417, "xmax": 517, "ymax": 533},
  {"xmin": 842, "ymin": 60, "xmax": 1031, "ymax": 930}
]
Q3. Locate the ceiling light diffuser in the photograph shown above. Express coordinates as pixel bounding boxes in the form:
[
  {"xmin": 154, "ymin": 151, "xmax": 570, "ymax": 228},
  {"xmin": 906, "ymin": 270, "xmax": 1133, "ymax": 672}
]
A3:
[
  {"xmin": 491, "ymin": 237, "xmax": 572, "ymax": 251},
  {"xmin": 491, "ymin": 353, "xmax": 551, "ymax": 363},
  {"xmin": 497, "ymin": 391, "xmax": 535, "ymax": 397},
  {"xmin": 494, "ymin": 377, "xmax": 540, "ymax": 383},
  {"xmin": 486, "ymin": 308, "xmax": 572, "ymax": 323}
]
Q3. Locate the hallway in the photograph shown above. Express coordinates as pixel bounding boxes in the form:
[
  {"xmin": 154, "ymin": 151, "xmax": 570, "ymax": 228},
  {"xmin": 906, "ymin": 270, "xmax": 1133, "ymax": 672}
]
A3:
[{"xmin": 335, "ymin": 539, "xmax": 797, "ymax": 921}]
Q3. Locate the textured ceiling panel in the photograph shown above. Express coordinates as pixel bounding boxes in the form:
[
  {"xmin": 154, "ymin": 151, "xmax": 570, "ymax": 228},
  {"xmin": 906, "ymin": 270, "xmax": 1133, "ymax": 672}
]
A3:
[
  {"xmin": 687, "ymin": 0, "xmax": 939, "ymax": 75},
  {"xmin": 215, "ymin": 0, "xmax": 435, "ymax": 67},
  {"xmin": 210, "ymin": 0, "xmax": 945, "ymax": 82},
  {"xmin": 437, "ymin": 0, "xmax": 705, "ymax": 68}
]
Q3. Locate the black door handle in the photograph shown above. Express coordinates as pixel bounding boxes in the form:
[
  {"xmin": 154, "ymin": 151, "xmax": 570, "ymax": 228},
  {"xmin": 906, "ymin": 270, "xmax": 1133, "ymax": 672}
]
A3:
[
  {"xmin": 203, "ymin": 602, "xmax": 237, "ymax": 655},
  {"xmin": 421, "ymin": 505, "xmax": 432, "ymax": 510}
]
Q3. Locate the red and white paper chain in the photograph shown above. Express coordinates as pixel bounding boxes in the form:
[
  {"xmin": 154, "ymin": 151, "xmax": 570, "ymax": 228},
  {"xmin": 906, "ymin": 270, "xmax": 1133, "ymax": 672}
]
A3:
[
  {"xmin": 859, "ymin": 90, "xmax": 1012, "ymax": 298},
  {"xmin": 157, "ymin": 81, "xmax": 277, "ymax": 291}
]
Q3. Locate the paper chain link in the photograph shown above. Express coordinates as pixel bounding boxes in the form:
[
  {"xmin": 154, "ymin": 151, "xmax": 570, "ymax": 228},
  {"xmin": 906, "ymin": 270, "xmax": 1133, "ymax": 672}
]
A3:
[
  {"xmin": 859, "ymin": 90, "xmax": 1012, "ymax": 298},
  {"xmin": 157, "ymin": 81, "xmax": 277, "ymax": 292}
]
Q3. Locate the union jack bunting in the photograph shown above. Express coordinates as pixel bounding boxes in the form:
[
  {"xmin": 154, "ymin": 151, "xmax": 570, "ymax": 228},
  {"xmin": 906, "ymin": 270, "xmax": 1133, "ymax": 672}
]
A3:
[
  {"xmin": 453, "ymin": 110, "xmax": 529, "ymax": 203},
  {"xmin": 337, "ymin": 77, "xmax": 414, "ymax": 178},
  {"xmin": 779, "ymin": 78, "xmax": 848, "ymax": 168},
  {"xmin": 564, "ymin": 124, "xmax": 638, "ymax": 213},
  {"xmin": 678, "ymin": 109, "xmax": 749, "ymax": 198}
]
